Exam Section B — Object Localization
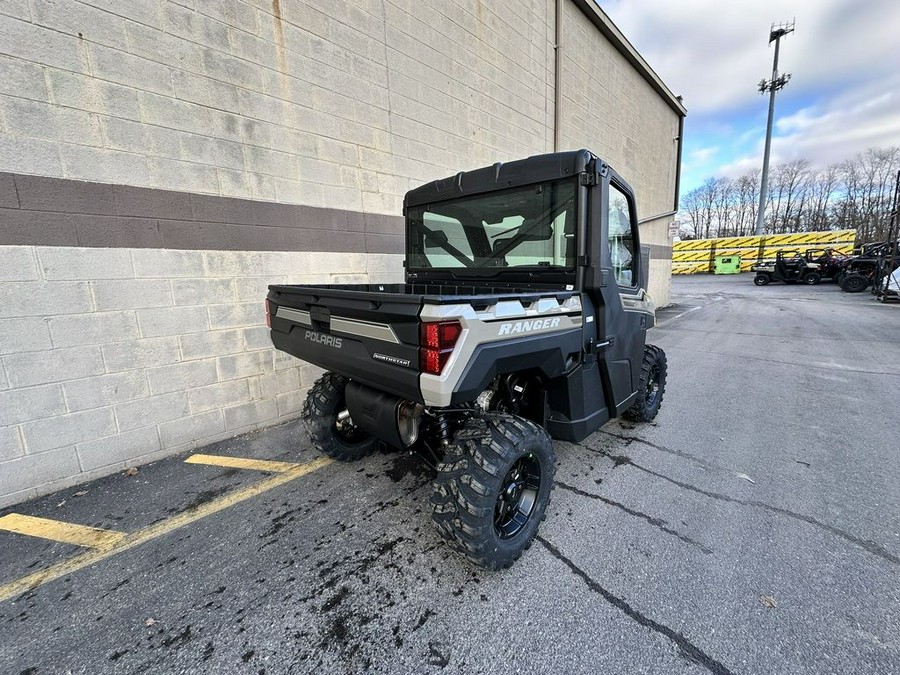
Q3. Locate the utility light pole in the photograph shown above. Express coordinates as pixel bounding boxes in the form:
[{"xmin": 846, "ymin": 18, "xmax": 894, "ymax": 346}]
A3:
[{"xmin": 754, "ymin": 21, "xmax": 794, "ymax": 236}]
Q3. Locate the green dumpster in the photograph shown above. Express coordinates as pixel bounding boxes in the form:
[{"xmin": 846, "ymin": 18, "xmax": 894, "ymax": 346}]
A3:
[{"xmin": 714, "ymin": 255, "xmax": 741, "ymax": 274}]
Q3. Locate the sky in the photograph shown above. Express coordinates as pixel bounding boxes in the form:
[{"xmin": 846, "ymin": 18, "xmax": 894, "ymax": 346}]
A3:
[{"xmin": 600, "ymin": 0, "xmax": 900, "ymax": 194}]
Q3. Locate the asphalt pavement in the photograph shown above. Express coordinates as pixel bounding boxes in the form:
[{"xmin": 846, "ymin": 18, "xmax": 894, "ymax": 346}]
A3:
[{"xmin": 1, "ymin": 273, "xmax": 898, "ymax": 675}]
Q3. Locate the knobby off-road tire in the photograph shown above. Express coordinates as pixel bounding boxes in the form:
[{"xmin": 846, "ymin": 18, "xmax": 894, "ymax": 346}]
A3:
[
  {"xmin": 753, "ymin": 274, "xmax": 771, "ymax": 286},
  {"xmin": 622, "ymin": 344, "xmax": 667, "ymax": 423},
  {"xmin": 302, "ymin": 372, "xmax": 377, "ymax": 461},
  {"xmin": 430, "ymin": 413, "xmax": 556, "ymax": 570},
  {"xmin": 840, "ymin": 274, "xmax": 870, "ymax": 293}
]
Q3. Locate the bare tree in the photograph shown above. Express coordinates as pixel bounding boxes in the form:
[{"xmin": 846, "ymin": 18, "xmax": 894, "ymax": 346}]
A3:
[{"xmin": 676, "ymin": 145, "xmax": 899, "ymax": 243}]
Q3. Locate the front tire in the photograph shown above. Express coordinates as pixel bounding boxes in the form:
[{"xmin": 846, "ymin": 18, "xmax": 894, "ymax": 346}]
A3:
[
  {"xmin": 622, "ymin": 344, "xmax": 667, "ymax": 422},
  {"xmin": 302, "ymin": 372, "xmax": 377, "ymax": 461},
  {"xmin": 754, "ymin": 274, "xmax": 771, "ymax": 286},
  {"xmin": 430, "ymin": 413, "xmax": 555, "ymax": 570}
]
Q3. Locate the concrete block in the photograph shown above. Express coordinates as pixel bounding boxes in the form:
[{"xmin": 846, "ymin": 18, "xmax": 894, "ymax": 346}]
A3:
[
  {"xmin": 233, "ymin": 277, "xmax": 273, "ymax": 303},
  {"xmin": 171, "ymin": 278, "xmax": 235, "ymax": 306},
  {"xmin": 0, "ymin": 280, "xmax": 92, "ymax": 319},
  {"xmin": 38, "ymin": 247, "xmax": 134, "ymax": 280},
  {"xmin": 208, "ymin": 302, "xmax": 264, "ymax": 330},
  {"xmin": 216, "ymin": 351, "xmax": 271, "ymax": 381},
  {"xmin": 0, "ymin": 14, "xmax": 88, "ymax": 73},
  {"xmin": 196, "ymin": 0, "xmax": 259, "ymax": 34},
  {"xmin": 76, "ymin": 426, "xmax": 161, "ymax": 472},
  {"xmin": 146, "ymin": 360, "xmax": 217, "ymax": 395},
  {"xmin": 216, "ymin": 168, "xmax": 251, "ymax": 199},
  {"xmin": 31, "ymin": 0, "xmax": 128, "ymax": 51},
  {"xmin": 0, "ymin": 135, "xmax": 63, "ymax": 176},
  {"xmin": 0, "ymin": 318, "xmax": 53, "ymax": 355},
  {"xmin": 163, "ymin": 2, "xmax": 230, "ymax": 51},
  {"xmin": 0, "ymin": 425, "xmax": 23, "ymax": 462},
  {"xmin": 101, "ymin": 337, "xmax": 181, "ymax": 372},
  {"xmin": 172, "ymin": 68, "xmax": 240, "ymax": 110},
  {"xmin": 276, "ymin": 390, "xmax": 303, "ymax": 418},
  {"xmin": 0, "ymin": 384, "xmax": 65, "ymax": 426},
  {"xmin": 273, "ymin": 349, "xmax": 298, "ymax": 371},
  {"xmin": 201, "ymin": 250, "xmax": 268, "ymax": 278},
  {"xmin": 258, "ymin": 368, "xmax": 300, "ymax": 398},
  {"xmin": 137, "ymin": 305, "xmax": 210, "ymax": 338},
  {"xmin": 243, "ymin": 144, "xmax": 297, "ymax": 179},
  {"xmin": 0, "ymin": 0, "xmax": 30, "ymax": 21},
  {"xmin": 180, "ymin": 134, "xmax": 245, "ymax": 171},
  {"xmin": 223, "ymin": 398, "xmax": 278, "ymax": 430},
  {"xmin": 133, "ymin": 250, "xmax": 204, "ymax": 279},
  {"xmin": 1, "ymin": 97, "xmax": 101, "ymax": 146},
  {"xmin": 63, "ymin": 371, "xmax": 150, "ymax": 413},
  {"xmin": 147, "ymin": 156, "xmax": 219, "ymax": 195},
  {"xmin": 299, "ymin": 363, "xmax": 325, "ymax": 387},
  {"xmin": 92, "ymin": 279, "xmax": 173, "ymax": 311},
  {"xmin": 242, "ymin": 326, "xmax": 271, "ymax": 351},
  {"xmin": 15, "ymin": 173, "xmax": 117, "ymax": 215},
  {"xmin": 59, "ymin": 144, "xmax": 151, "ymax": 187},
  {"xmin": 46, "ymin": 69, "xmax": 141, "ymax": 121},
  {"xmin": 0, "ymin": 447, "xmax": 81, "ymax": 496},
  {"xmin": 21, "ymin": 407, "xmax": 116, "ymax": 453},
  {"xmin": 115, "ymin": 391, "xmax": 190, "ymax": 431},
  {"xmin": 48, "ymin": 311, "xmax": 140, "ymax": 348},
  {"xmin": 4, "ymin": 346, "xmax": 103, "ymax": 387},
  {"xmin": 248, "ymin": 173, "xmax": 276, "ymax": 201},
  {"xmin": 0, "ymin": 247, "xmax": 39, "ymax": 281},
  {"xmin": 0, "ymin": 57, "xmax": 47, "ymax": 101},
  {"xmin": 89, "ymin": 42, "xmax": 173, "ymax": 96},
  {"xmin": 180, "ymin": 329, "xmax": 244, "ymax": 361},
  {"xmin": 188, "ymin": 379, "xmax": 250, "ymax": 413},
  {"xmin": 158, "ymin": 410, "xmax": 225, "ymax": 447}
]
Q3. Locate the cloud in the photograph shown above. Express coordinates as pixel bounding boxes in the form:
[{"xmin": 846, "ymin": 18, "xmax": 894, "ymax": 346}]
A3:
[
  {"xmin": 716, "ymin": 76, "xmax": 900, "ymax": 177},
  {"xmin": 599, "ymin": 0, "xmax": 900, "ymax": 187},
  {"xmin": 601, "ymin": 0, "xmax": 900, "ymax": 115}
]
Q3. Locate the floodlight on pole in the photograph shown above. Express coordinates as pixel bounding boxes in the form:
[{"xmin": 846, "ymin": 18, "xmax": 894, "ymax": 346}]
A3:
[{"xmin": 754, "ymin": 20, "xmax": 794, "ymax": 236}]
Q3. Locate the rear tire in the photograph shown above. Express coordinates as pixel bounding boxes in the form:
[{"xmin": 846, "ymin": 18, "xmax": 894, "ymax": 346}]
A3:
[
  {"xmin": 622, "ymin": 345, "xmax": 667, "ymax": 422},
  {"xmin": 840, "ymin": 274, "xmax": 870, "ymax": 293},
  {"xmin": 302, "ymin": 372, "xmax": 378, "ymax": 461},
  {"xmin": 753, "ymin": 274, "xmax": 771, "ymax": 286},
  {"xmin": 430, "ymin": 413, "xmax": 555, "ymax": 570}
]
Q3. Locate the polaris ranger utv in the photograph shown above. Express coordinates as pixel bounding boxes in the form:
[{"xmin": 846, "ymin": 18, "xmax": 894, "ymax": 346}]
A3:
[
  {"xmin": 266, "ymin": 150, "xmax": 667, "ymax": 569},
  {"xmin": 752, "ymin": 250, "xmax": 822, "ymax": 286}
]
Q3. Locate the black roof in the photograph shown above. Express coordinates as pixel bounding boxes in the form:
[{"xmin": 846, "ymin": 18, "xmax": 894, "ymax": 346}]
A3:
[{"xmin": 404, "ymin": 149, "xmax": 600, "ymax": 211}]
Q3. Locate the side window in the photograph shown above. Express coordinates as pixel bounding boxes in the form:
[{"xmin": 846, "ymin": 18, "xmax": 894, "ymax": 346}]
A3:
[{"xmin": 608, "ymin": 183, "xmax": 635, "ymax": 287}]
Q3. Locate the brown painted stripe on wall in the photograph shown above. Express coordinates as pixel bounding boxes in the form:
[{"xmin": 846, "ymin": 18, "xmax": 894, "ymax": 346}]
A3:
[
  {"xmin": 649, "ymin": 244, "xmax": 673, "ymax": 260},
  {"xmin": 0, "ymin": 173, "xmax": 674, "ymax": 261},
  {"xmin": 0, "ymin": 173, "xmax": 405, "ymax": 254}
]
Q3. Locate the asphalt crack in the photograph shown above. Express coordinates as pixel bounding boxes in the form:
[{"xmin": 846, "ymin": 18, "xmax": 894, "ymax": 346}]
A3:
[
  {"xmin": 629, "ymin": 461, "xmax": 900, "ymax": 567},
  {"xmin": 537, "ymin": 537, "xmax": 735, "ymax": 675},
  {"xmin": 555, "ymin": 481, "xmax": 713, "ymax": 555}
]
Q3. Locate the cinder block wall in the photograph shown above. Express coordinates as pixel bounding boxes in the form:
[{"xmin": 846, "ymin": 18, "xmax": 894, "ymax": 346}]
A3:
[{"xmin": 0, "ymin": 0, "xmax": 681, "ymax": 506}]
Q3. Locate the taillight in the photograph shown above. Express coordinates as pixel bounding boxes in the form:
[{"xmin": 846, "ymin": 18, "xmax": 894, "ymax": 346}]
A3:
[
  {"xmin": 265, "ymin": 300, "xmax": 273, "ymax": 328},
  {"xmin": 420, "ymin": 320, "xmax": 462, "ymax": 375}
]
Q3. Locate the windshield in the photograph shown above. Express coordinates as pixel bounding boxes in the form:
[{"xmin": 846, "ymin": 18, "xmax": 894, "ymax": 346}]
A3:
[{"xmin": 406, "ymin": 180, "xmax": 577, "ymax": 270}]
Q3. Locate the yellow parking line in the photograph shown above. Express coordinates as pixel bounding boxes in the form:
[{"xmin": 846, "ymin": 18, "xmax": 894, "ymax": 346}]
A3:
[
  {"xmin": 185, "ymin": 453, "xmax": 299, "ymax": 473},
  {"xmin": 0, "ymin": 514, "xmax": 126, "ymax": 549},
  {"xmin": 0, "ymin": 456, "xmax": 332, "ymax": 603}
]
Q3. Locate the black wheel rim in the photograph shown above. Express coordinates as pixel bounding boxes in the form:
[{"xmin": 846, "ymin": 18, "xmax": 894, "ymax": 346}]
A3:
[
  {"xmin": 645, "ymin": 364, "xmax": 661, "ymax": 407},
  {"xmin": 494, "ymin": 454, "xmax": 541, "ymax": 539}
]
